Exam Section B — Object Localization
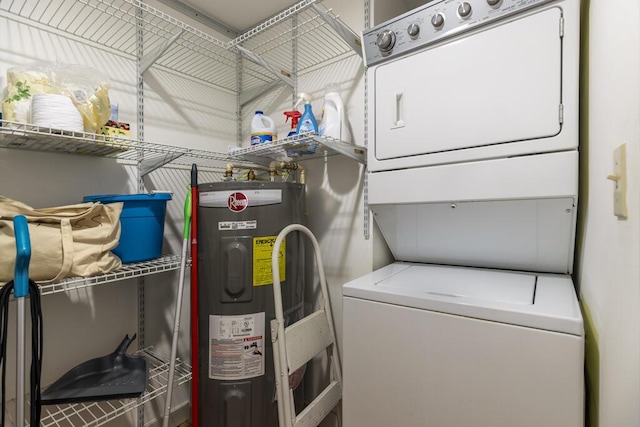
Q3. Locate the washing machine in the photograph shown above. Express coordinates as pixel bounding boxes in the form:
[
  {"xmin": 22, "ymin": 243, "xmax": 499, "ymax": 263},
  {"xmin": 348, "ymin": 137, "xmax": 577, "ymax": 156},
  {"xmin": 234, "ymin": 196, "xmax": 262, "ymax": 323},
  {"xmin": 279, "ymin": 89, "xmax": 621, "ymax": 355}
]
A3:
[
  {"xmin": 343, "ymin": 0, "xmax": 584, "ymax": 425},
  {"xmin": 343, "ymin": 263, "xmax": 584, "ymax": 426}
]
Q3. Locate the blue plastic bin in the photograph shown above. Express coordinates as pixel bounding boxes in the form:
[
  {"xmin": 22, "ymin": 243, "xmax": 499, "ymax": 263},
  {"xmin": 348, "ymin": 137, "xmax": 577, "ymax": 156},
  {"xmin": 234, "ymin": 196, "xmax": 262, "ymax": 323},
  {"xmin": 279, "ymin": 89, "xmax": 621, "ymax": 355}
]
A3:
[{"xmin": 83, "ymin": 193, "xmax": 172, "ymax": 263}]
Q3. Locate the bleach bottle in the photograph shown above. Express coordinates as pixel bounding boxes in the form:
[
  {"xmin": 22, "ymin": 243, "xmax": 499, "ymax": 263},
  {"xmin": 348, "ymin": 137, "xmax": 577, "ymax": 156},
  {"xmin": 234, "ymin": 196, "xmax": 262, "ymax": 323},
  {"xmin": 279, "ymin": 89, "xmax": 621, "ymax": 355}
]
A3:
[{"xmin": 251, "ymin": 111, "xmax": 276, "ymax": 145}]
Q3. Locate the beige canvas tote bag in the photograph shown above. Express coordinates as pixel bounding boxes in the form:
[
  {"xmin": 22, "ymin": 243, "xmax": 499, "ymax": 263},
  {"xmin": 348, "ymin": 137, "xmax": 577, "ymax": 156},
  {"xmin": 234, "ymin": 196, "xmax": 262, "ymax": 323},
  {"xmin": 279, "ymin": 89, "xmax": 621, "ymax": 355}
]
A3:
[{"xmin": 0, "ymin": 196, "xmax": 123, "ymax": 283}]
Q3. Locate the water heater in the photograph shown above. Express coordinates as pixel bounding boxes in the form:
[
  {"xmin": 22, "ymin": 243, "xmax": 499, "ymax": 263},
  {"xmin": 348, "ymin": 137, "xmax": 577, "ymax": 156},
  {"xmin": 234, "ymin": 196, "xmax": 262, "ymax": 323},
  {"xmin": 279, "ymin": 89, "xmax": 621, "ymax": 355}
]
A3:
[{"xmin": 198, "ymin": 181, "xmax": 306, "ymax": 427}]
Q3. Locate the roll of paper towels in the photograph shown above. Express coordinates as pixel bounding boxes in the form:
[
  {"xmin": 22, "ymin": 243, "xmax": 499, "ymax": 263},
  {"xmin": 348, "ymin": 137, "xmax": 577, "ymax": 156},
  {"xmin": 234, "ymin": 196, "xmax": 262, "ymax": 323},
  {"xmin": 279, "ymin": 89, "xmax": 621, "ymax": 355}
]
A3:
[{"xmin": 31, "ymin": 94, "xmax": 84, "ymax": 132}]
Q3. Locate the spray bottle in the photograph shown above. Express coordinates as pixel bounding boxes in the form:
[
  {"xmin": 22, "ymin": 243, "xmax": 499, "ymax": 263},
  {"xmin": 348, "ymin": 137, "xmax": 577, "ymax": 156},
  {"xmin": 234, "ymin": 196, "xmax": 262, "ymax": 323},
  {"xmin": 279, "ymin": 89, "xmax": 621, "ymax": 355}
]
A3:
[
  {"xmin": 285, "ymin": 94, "xmax": 318, "ymax": 156},
  {"xmin": 284, "ymin": 110, "xmax": 302, "ymax": 137},
  {"xmin": 295, "ymin": 93, "xmax": 318, "ymax": 135}
]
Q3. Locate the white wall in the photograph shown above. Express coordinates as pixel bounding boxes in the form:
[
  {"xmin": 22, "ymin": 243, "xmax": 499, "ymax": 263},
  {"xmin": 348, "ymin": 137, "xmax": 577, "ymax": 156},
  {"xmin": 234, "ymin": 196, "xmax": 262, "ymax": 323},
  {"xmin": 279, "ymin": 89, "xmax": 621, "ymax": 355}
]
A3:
[{"xmin": 576, "ymin": 0, "xmax": 640, "ymax": 425}]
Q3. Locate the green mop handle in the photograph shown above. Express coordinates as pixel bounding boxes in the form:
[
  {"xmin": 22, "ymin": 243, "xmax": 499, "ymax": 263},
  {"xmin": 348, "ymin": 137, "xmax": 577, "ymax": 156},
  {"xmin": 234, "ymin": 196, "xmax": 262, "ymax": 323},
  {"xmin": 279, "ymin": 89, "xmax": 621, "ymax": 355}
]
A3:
[
  {"xmin": 183, "ymin": 189, "xmax": 192, "ymax": 239},
  {"xmin": 162, "ymin": 188, "xmax": 192, "ymax": 427}
]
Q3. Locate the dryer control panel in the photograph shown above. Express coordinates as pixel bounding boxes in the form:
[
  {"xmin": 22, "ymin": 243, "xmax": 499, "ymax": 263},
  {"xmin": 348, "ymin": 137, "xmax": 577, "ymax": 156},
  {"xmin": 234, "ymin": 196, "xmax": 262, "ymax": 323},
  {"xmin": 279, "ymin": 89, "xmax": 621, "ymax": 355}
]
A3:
[{"xmin": 363, "ymin": 0, "xmax": 557, "ymax": 66}]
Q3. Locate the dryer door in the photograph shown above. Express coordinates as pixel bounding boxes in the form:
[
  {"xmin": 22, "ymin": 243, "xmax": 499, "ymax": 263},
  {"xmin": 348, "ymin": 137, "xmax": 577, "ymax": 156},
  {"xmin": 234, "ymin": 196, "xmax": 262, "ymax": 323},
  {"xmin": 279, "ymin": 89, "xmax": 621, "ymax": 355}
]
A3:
[{"xmin": 373, "ymin": 7, "xmax": 564, "ymax": 163}]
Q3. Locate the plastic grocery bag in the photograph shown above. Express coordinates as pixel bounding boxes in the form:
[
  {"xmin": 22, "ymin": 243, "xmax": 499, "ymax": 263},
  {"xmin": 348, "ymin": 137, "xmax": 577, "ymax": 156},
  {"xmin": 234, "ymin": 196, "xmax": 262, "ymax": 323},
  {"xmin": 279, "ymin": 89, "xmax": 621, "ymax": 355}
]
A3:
[{"xmin": 2, "ymin": 62, "xmax": 111, "ymax": 132}]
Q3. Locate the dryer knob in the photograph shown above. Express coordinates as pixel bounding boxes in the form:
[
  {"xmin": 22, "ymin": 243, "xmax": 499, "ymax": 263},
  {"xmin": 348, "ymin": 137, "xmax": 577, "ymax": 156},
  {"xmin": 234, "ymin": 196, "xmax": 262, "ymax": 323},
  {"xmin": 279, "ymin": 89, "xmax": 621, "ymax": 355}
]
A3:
[
  {"xmin": 487, "ymin": 0, "xmax": 501, "ymax": 6},
  {"xmin": 377, "ymin": 30, "xmax": 396, "ymax": 53},
  {"xmin": 407, "ymin": 23, "xmax": 420, "ymax": 39},
  {"xmin": 431, "ymin": 13, "xmax": 445, "ymax": 29},
  {"xmin": 458, "ymin": 2, "xmax": 472, "ymax": 18}
]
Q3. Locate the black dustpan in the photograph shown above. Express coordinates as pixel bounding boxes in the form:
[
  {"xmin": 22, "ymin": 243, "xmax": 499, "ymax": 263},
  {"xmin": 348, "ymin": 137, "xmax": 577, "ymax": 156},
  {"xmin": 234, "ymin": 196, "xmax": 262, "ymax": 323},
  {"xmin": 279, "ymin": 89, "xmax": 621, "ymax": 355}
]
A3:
[{"xmin": 42, "ymin": 334, "xmax": 148, "ymax": 405}]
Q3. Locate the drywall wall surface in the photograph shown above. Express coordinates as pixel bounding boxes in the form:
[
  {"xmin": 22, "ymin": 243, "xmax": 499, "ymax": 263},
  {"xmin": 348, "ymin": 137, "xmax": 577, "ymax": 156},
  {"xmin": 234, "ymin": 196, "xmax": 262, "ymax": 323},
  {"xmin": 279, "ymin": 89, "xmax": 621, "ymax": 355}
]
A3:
[{"xmin": 576, "ymin": 0, "xmax": 640, "ymax": 425}]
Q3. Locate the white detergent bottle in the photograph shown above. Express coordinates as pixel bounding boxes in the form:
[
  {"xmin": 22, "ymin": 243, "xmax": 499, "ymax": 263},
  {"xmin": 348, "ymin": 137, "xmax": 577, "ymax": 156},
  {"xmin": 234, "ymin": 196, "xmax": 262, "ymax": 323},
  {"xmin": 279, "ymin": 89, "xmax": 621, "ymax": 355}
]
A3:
[
  {"xmin": 319, "ymin": 83, "xmax": 352, "ymax": 143},
  {"xmin": 251, "ymin": 110, "xmax": 277, "ymax": 145}
]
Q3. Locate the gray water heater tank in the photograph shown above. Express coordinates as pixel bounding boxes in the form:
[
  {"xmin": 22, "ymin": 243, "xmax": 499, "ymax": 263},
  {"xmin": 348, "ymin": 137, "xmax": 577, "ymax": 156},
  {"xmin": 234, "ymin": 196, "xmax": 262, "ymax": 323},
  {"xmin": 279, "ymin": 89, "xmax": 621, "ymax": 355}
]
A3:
[{"xmin": 198, "ymin": 181, "xmax": 306, "ymax": 427}]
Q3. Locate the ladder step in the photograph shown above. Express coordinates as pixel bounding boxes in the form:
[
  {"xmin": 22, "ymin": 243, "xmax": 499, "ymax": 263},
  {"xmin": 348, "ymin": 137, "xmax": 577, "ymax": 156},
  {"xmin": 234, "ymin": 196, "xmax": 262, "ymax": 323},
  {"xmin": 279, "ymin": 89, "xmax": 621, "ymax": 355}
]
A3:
[
  {"xmin": 293, "ymin": 380, "xmax": 342, "ymax": 427},
  {"xmin": 285, "ymin": 310, "xmax": 333, "ymax": 373}
]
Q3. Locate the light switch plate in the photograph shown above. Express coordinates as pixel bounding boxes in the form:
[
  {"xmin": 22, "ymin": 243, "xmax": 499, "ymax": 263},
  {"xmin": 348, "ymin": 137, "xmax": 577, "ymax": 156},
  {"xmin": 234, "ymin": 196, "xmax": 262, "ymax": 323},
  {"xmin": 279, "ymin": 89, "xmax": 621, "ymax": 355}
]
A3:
[{"xmin": 611, "ymin": 143, "xmax": 628, "ymax": 218}]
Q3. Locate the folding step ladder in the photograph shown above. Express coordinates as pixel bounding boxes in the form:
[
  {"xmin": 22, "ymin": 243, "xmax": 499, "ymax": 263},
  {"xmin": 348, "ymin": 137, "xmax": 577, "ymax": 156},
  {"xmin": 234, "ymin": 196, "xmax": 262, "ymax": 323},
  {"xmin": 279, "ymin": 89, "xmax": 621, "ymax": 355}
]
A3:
[{"xmin": 270, "ymin": 224, "xmax": 343, "ymax": 427}]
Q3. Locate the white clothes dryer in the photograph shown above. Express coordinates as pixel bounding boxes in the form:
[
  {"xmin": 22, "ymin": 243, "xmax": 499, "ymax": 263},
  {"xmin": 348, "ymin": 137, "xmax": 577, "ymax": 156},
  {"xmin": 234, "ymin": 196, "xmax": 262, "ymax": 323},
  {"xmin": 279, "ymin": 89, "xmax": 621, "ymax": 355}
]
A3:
[{"xmin": 364, "ymin": 0, "xmax": 581, "ymax": 172}]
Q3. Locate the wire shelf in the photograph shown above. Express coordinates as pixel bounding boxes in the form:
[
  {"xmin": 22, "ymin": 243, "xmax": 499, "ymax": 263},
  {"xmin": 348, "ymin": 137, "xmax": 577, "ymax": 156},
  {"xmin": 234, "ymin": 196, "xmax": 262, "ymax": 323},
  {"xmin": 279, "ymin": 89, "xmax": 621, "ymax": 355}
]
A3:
[
  {"xmin": 0, "ymin": 120, "xmax": 367, "ymax": 170},
  {"xmin": 228, "ymin": 133, "xmax": 367, "ymax": 165},
  {"xmin": 0, "ymin": 0, "xmax": 364, "ymax": 168},
  {"xmin": 0, "ymin": 0, "xmax": 360, "ymax": 92},
  {"xmin": 0, "ymin": 121, "xmax": 134, "ymax": 157},
  {"xmin": 37, "ymin": 255, "xmax": 184, "ymax": 296},
  {"xmin": 5, "ymin": 349, "xmax": 191, "ymax": 427}
]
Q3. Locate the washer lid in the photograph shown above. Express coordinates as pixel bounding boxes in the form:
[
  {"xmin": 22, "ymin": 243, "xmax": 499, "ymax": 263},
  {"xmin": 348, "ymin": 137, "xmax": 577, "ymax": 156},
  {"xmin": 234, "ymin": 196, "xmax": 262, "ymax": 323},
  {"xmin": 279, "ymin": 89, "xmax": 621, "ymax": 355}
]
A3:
[
  {"xmin": 375, "ymin": 264, "xmax": 535, "ymax": 306},
  {"xmin": 343, "ymin": 263, "xmax": 583, "ymax": 336}
]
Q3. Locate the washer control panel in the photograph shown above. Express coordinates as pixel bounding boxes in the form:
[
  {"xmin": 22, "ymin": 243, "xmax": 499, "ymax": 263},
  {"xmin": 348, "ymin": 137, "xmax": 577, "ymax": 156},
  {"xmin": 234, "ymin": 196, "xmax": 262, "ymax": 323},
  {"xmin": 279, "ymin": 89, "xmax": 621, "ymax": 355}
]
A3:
[{"xmin": 363, "ymin": 0, "xmax": 556, "ymax": 66}]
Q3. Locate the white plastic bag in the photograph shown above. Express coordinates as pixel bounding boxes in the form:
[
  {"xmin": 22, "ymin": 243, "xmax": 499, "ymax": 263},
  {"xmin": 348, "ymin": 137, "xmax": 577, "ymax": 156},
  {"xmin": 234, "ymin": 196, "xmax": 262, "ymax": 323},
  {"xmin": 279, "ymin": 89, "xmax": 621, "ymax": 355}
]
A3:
[{"xmin": 2, "ymin": 62, "xmax": 111, "ymax": 132}]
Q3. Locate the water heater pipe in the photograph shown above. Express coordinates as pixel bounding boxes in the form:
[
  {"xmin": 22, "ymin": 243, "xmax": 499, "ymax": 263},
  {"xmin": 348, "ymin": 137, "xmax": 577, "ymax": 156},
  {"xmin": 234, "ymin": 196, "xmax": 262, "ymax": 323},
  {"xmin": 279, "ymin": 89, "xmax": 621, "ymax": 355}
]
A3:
[
  {"xmin": 268, "ymin": 161, "xmax": 305, "ymax": 184},
  {"xmin": 225, "ymin": 163, "xmax": 273, "ymax": 180}
]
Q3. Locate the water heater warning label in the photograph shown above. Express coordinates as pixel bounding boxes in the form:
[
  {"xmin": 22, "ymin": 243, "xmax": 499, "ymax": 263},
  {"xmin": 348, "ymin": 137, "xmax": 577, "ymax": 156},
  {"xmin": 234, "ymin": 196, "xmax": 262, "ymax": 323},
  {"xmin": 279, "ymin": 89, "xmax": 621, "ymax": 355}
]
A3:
[
  {"xmin": 253, "ymin": 236, "xmax": 286, "ymax": 286},
  {"xmin": 209, "ymin": 312, "xmax": 265, "ymax": 380}
]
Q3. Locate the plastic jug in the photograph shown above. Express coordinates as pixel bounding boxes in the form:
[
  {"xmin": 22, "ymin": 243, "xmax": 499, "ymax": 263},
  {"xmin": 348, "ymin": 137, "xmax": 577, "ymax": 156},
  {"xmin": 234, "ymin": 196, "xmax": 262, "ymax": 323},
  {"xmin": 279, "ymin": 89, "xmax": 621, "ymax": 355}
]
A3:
[
  {"xmin": 319, "ymin": 84, "xmax": 352, "ymax": 143},
  {"xmin": 251, "ymin": 111, "xmax": 276, "ymax": 145}
]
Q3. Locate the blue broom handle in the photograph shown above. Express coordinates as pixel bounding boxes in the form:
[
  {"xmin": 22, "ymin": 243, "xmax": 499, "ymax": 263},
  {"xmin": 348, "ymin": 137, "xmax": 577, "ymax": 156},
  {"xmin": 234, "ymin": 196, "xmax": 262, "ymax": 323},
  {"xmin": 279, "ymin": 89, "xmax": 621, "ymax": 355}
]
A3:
[
  {"xmin": 13, "ymin": 215, "xmax": 30, "ymax": 427},
  {"xmin": 13, "ymin": 215, "xmax": 31, "ymax": 298}
]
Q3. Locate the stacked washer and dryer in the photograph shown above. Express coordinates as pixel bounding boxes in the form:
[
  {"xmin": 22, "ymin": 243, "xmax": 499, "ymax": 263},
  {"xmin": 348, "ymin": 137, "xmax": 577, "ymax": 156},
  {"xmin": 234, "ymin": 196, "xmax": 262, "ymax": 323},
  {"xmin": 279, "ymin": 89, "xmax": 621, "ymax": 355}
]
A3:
[{"xmin": 343, "ymin": 0, "xmax": 584, "ymax": 426}]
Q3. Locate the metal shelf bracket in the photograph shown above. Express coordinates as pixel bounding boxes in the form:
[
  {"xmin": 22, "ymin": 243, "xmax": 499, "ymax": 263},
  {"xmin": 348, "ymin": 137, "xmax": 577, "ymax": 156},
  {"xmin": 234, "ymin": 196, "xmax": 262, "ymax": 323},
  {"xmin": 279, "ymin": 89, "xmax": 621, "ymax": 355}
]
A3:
[
  {"xmin": 236, "ymin": 46, "xmax": 295, "ymax": 88},
  {"xmin": 140, "ymin": 152, "xmax": 188, "ymax": 176},
  {"xmin": 311, "ymin": 136, "xmax": 367, "ymax": 164},
  {"xmin": 311, "ymin": 4, "xmax": 363, "ymax": 57},
  {"xmin": 139, "ymin": 30, "xmax": 185, "ymax": 75}
]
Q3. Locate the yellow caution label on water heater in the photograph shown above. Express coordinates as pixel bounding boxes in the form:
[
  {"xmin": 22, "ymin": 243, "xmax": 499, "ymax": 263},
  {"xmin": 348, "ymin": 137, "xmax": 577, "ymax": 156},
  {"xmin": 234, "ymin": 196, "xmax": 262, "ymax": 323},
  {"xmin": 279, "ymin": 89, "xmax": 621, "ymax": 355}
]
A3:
[{"xmin": 253, "ymin": 236, "xmax": 286, "ymax": 286}]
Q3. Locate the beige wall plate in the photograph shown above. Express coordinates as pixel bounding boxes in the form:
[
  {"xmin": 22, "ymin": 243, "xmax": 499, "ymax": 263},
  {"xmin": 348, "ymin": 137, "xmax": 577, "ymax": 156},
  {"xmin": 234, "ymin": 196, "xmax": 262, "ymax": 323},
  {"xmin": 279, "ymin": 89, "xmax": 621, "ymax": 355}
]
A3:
[{"xmin": 607, "ymin": 142, "xmax": 628, "ymax": 218}]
